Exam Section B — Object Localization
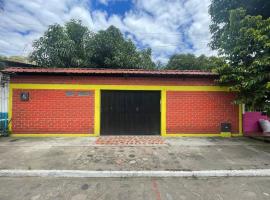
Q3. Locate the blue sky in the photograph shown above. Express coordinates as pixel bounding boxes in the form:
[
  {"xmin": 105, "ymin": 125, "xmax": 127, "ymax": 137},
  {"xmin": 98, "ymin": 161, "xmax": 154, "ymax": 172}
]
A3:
[
  {"xmin": 0, "ymin": 0, "xmax": 215, "ymax": 63},
  {"xmin": 92, "ymin": 0, "xmax": 133, "ymax": 16}
]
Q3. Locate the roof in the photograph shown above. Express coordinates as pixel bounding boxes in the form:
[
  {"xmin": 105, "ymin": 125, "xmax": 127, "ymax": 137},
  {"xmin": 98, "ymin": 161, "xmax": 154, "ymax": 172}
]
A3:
[
  {"xmin": 0, "ymin": 60, "xmax": 37, "ymax": 68},
  {"xmin": 2, "ymin": 67, "xmax": 218, "ymax": 77}
]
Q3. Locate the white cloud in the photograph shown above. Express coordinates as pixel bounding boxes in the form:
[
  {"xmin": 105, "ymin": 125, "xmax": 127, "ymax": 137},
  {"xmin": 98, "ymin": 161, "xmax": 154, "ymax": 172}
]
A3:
[
  {"xmin": 0, "ymin": 0, "xmax": 92, "ymax": 56},
  {"xmin": 0, "ymin": 0, "xmax": 216, "ymax": 64},
  {"xmin": 98, "ymin": 0, "xmax": 109, "ymax": 6},
  {"xmin": 120, "ymin": 0, "xmax": 216, "ymax": 62}
]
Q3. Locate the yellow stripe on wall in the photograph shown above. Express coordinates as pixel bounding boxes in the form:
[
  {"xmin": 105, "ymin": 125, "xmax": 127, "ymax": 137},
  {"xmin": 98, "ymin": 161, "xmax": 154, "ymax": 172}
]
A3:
[
  {"xmin": 165, "ymin": 133, "xmax": 242, "ymax": 137},
  {"xmin": 94, "ymin": 89, "xmax": 100, "ymax": 137},
  {"xmin": 10, "ymin": 133, "xmax": 242, "ymax": 137},
  {"xmin": 8, "ymin": 86, "xmax": 13, "ymax": 131},
  {"xmin": 10, "ymin": 83, "xmax": 232, "ymax": 92},
  {"xmin": 161, "ymin": 89, "xmax": 166, "ymax": 136},
  {"xmin": 238, "ymin": 104, "xmax": 243, "ymax": 136},
  {"xmin": 11, "ymin": 134, "xmax": 91, "ymax": 137}
]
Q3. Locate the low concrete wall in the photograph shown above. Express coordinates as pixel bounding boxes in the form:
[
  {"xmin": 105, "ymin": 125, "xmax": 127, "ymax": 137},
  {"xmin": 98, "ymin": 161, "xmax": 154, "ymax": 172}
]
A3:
[{"xmin": 243, "ymin": 112, "xmax": 269, "ymax": 136}]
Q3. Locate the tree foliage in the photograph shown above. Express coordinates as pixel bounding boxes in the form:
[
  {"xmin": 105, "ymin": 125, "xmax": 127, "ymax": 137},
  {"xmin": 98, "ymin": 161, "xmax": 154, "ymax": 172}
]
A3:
[
  {"xmin": 30, "ymin": 20, "xmax": 155, "ymax": 69},
  {"xmin": 209, "ymin": 1, "xmax": 270, "ymax": 111},
  {"xmin": 165, "ymin": 53, "xmax": 224, "ymax": 70},
  {"xmin": 87, "ymin": 26, "xmax": 155, "ymax": 69},
  {"xmin": 209, "ymin": 0, "xmax": 270, "ymax": 50},
  {"xmin": 30, "ymin": 20, "xmax": 93, "ymax": 67}
]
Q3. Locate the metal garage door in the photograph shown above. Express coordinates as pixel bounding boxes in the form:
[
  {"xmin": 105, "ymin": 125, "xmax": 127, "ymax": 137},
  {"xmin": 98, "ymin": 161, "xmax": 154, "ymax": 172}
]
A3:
[{"xmin": 101, "ymin": 90, "xmax": 160, "ymax": 135}]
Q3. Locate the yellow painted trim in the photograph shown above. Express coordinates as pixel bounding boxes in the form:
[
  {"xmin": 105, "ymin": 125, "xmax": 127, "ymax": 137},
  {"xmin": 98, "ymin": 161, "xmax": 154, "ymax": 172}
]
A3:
[
  {"xmin": 8, "ymin": 85, "xmax": 12, "ymax": 131},
  {"xmin": 11, "ymin": 133, "xmax": 242, "ymax": 137},
  {"xmin": 161, "ymin": 90, "xmax": 166, "ymax": 136},
  {"xmin": 165, "ymin": 133, "xmax": 221, "ymax": 137},
  {"xmin": 220, "ymin": 132, "xmax": 232, "ymax": 137},
  {"xmin": 11, "ymin": 134, "xmax": 92, "ymax": 137},
  {"xmin": 10, "ymin": 83, "xmax": 232, "ymax": 92},
  {"xmin": 165, "ymin": 133, "xmax": 241, "ymax": 137},
  {"xmin": 238, "ymin": 104, "xmax": 243, "ymax": 136},
  {"xmin": 94, "ymin": 89, "xmax": 100, "ymax": 137}
]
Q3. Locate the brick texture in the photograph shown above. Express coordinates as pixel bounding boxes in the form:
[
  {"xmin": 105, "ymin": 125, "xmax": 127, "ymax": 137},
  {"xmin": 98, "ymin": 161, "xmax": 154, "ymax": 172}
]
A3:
[
  {"xmin": 10, "ymin": 75, "xmax": 215, "ymax": 86},
  {"xmin": 12, "ymin": 89, "xmax": 94, "ymax": 134},
  {"xmin": 166, "ymin": 91, "xmax": 239, "ymax": 134},
  {"xmin": 10, "ymin": 76, "xmax": 240, "ymax": 135},
  {"xmin": 95, "ymin": 136, "xmax": 164, "ymax": 145}
]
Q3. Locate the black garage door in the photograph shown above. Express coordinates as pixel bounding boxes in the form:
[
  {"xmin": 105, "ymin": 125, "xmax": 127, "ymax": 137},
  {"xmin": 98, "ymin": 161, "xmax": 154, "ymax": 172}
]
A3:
[{"xmin": 101, "ymin": 90, "xmax": 160, "ymax": 135}]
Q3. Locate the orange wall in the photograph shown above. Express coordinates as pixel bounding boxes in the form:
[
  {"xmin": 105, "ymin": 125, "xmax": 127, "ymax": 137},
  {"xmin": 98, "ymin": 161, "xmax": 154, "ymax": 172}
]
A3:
[
  {"xmin": 12, "ymin": 89, "xmax": 94, "ymax": 134},
  {"xmin": 11, "ymin": 75, "xmax": 240, "ymax": 135},
  {"xmin": 166, "ymin": 91, "xmax": 239, "ymax": 134}
]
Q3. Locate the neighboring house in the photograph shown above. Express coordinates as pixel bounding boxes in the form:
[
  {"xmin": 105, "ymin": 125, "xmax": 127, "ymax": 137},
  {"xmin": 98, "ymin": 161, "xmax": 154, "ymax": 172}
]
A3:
[
  {"xmin": 0, "ymin": 64, "xmax": 243, "ymax": 137},
  {"xmin": 0, "ymin": 72, "xmax": 9, "ymax": 133}
]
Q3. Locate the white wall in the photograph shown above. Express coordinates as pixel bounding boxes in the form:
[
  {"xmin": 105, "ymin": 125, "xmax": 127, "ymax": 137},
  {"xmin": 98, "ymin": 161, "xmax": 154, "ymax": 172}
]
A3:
[{"xmin": 0, "ymin": 73, "xmax": 9, "ymax": 122}]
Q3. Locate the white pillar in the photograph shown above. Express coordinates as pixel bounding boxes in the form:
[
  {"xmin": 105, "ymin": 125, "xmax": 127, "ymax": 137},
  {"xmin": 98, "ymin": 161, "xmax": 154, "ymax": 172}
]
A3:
[{"xmin": 0, "ymin": 73, "xmax": 9, "ymax": 132}]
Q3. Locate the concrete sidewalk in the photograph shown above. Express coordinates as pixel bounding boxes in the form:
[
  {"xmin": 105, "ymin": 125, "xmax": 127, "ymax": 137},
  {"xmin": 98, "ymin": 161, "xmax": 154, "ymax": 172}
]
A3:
[{"xmin": 0, "ymin": 137, "xmax": 269, "ymax": 171}]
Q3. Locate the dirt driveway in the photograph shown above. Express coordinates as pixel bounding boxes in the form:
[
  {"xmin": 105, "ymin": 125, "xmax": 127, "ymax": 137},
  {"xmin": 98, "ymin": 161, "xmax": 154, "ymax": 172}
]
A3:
[{"xmin": 0, "ymin": 137, "xmax": 269, "ymax": 171}]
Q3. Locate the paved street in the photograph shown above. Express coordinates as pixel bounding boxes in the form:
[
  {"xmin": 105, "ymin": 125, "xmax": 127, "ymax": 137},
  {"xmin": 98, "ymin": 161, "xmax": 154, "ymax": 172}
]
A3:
[
  {"xmin": 0, "ymin": 177, "xmax": 270, "ymax": 200},
  {"xmin": 0, "ymin": 137, "xmax": 270, "ymax": 200}
]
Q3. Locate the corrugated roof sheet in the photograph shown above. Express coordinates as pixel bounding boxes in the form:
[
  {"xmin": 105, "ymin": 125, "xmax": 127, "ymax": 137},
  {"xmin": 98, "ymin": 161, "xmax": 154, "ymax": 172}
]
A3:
[{"xmin": 2, "ymin": 67, "xmax": 218, "ymax": 77}]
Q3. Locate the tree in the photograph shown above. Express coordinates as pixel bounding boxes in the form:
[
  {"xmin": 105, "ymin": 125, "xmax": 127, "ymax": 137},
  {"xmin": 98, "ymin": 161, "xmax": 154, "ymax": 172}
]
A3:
[
  {"xmin": 209, "ymin": 4, "xmax": 270, "ymax": 111},
  {"xmin": 209, "ymin": 0, "xmax": 270, "ymax": 51},
  {"xmin": 87, "ymin": 26, "xmax": 155, "ymax": 69},
  {"xmin": 30, "ymin": 21, "xmax": 156, "ymax": 69},
  {"xmin": 0, "ymin": 55, "xmax": 7, "ymax": 60},
  {"xmin": 0, "ymin": 55, "xmax": 6, "ymax": 69},
  {"xmin": 30, "ymin": 20, "xmax": 93, "ymax": 67},
  {"xmin": 166, "ymin": 54, "xmax": 197, "ymax": 70},
  {"xmin": 165, "ymin": 53, "xmax": 224, "ymax": 70},
  {"xmin": 137, "ymin": 48, "xmax": 156, "ymax": 69}
]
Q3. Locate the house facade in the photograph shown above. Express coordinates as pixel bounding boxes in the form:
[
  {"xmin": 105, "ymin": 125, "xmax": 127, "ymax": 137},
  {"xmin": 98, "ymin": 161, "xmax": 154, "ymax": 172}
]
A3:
[{"xmin": 1, "ymin": 67, "xmax": 243, "ymax": 137}]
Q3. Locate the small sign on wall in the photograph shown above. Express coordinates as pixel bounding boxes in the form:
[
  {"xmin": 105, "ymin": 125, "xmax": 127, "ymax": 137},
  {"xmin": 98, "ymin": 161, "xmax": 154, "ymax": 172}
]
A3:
[
  {"xmin": 78, "ymin": 91, "xmax": 91, "ymax": 96},
  {"xmin": 65, "ymin": 91, "xmax": 74, "ymax": 96},
  {"xmin": 20, "ymin": 92, "xmax": 29, "ymax": 101},
  {"xmin": 65, "ymin": 91, "xmax": 91, "ymax": 96}
]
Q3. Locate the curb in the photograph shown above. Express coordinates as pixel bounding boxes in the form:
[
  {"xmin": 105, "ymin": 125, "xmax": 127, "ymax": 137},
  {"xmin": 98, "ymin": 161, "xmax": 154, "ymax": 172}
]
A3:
[
  {"xmin": 0, "ymin": 169, "xmax": 270, "ymax": 178},
  {"xmin": 249, "ymin": 136, "xmax": 270, "ymax": 143}
]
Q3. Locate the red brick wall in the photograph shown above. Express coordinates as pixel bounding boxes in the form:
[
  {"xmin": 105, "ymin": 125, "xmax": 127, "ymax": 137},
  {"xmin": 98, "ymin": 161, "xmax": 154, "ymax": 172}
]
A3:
[
  {"xmin": 10, "ymin": 75, "xmax": 240, "ymax": 135},
  {"xmin": 10, "ymin": 75, "xmax": 216, "ymax": 86},
  {"xmin": 12, "ymin": 89, "xmax": 94, "ymax": 134},
  {"xmin": 166, "ymin": 91, "xmax": 239, "ymax": 134}
]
